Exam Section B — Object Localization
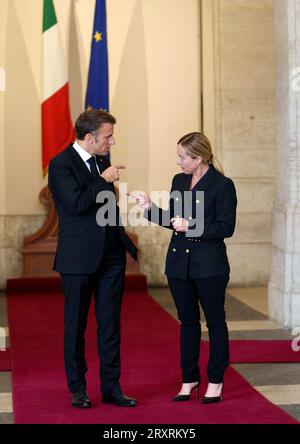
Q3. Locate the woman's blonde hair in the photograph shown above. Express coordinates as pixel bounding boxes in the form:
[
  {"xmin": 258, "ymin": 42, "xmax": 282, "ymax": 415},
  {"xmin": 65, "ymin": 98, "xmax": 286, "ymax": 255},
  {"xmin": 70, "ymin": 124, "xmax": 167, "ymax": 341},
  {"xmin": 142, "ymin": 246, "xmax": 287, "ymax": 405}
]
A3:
[{"xmin": 178, "ymin": 132, "xmax": 224, "ymax": 175}]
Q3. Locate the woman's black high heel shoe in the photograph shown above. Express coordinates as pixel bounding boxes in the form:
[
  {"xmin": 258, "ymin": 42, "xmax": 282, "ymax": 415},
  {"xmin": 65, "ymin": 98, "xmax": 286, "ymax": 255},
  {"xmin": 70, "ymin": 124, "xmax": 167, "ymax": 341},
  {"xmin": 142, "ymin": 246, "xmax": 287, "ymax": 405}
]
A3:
[
  {"xmin": 202, "ymin": 382, "xmax": 224, "ymax": 404},
  {"xmin": 173, "ymin": 382, "xmax": 200, "ymax": 402}
]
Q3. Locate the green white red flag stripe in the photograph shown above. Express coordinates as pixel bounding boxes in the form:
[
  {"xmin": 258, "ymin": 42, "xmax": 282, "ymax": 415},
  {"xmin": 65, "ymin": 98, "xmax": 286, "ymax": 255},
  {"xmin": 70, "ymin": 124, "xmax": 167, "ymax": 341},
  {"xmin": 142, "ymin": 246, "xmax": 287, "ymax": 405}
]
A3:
[{"xmin": 42, "ymin": 0, "xmax": 74, "ymax": 173}]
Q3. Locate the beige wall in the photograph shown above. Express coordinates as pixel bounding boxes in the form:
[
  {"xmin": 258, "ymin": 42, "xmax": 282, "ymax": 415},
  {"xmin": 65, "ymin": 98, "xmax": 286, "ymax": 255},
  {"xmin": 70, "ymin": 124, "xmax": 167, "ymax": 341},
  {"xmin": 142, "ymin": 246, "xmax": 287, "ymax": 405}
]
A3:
[
  {"xmin": 0, "ymin": 0, "xmax": 8, "ymax": 216},
  {"xmin": 0, "ymin": 0, "xmax": 200, "ymax": 287},
  {"xmin": 210, "ymin": 0, "xmax": 277, "ymax": 286},
  {"xmin": 0, "ymin": 0, "xmax": 201, "ymax": 214},
  {"xmin": 0, "ymin": 0, "xmax": 278, "ymax": 289}
]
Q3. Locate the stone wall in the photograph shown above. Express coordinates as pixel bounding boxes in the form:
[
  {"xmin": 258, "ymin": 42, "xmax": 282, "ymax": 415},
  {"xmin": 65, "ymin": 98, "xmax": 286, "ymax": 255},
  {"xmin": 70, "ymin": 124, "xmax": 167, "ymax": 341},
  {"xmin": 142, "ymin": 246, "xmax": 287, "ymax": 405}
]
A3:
[
  {"xmin": 0, "ymin": 215, "xmax": 46, "ymax": 289},
  {"xmin": 213, "ymin": 0, "xmax": 277, "ymax": 286},
  {"xmin": 138, "ymin": 0, "xmax": 277, "ymax": 287},
  {"xmin": 268, "ymin": 0, "xmax": 300, "ymax": 329}
]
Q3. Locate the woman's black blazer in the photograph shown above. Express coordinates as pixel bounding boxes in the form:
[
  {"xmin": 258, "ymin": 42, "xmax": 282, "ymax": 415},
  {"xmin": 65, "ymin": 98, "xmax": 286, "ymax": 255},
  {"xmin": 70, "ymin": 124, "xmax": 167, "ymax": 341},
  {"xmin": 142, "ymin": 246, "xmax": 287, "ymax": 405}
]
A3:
[{"xmin": 145, "ymin": 165, "xmax": 237, "ymax": 280}]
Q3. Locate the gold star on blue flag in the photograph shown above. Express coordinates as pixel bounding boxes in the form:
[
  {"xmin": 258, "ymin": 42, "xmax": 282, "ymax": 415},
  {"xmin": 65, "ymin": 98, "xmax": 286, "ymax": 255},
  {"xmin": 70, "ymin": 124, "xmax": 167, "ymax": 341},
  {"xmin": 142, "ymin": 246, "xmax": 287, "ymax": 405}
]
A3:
[{"xmin": 85, "ymin": 0, "xmax": 109, "ymax": 111}]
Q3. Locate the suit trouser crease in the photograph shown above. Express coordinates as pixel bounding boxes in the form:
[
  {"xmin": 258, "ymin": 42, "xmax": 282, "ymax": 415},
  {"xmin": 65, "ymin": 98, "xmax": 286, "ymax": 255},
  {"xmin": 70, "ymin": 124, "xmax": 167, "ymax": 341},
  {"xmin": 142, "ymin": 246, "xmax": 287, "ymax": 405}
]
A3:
[
  {"xmin": 168, "ymin": 274, "xmax": 230, "ymax": 384},
  {"xmin": 61, "ymin": 239, "xmax": 126, "ymax": 395}
]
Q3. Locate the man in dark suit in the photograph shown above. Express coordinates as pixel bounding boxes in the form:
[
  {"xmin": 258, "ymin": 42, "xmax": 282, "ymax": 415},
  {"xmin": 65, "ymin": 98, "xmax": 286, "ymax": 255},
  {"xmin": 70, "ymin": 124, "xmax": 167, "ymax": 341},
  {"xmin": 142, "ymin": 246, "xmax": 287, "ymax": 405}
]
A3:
[{"xmin": 48, "ymin": 109, "xmax": 138, "ymax": 408}]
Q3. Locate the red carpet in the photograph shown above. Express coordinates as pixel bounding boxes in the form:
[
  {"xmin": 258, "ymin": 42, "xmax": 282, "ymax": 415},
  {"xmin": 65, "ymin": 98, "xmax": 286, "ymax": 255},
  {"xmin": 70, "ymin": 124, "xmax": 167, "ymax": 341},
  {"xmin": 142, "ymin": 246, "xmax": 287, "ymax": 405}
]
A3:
[
  {"xmin": 7, "ymin": 286, "xmax": 298, "ymax": 424},
  {"xmin": 0, "ymin": 349, "xmax": 11, "ymax": 371},
  {"xmin": 229, "ymin": 340, "xmax": 300, "ymax": 363},
  {"xmin": 7, "ymin": 274, "xmax": 148, "ymax": 294},
  {"xmin": 198, "ymin": 340, "xmax": 300, "ymax": 364}
]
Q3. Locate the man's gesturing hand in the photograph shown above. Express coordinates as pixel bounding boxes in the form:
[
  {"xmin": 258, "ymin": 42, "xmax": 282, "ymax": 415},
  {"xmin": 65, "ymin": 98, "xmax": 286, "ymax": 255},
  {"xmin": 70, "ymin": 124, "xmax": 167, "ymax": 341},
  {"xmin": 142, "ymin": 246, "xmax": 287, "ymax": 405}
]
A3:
[{"xmin": 101, "ymin": 165, "xmax": 125, "ymax": 183}]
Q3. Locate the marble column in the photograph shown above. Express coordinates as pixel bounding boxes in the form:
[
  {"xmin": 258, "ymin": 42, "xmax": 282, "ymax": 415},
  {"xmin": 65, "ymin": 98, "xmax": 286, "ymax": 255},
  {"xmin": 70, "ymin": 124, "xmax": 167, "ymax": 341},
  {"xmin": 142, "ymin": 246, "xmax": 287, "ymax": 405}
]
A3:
[{"xmin": 269, "ymin": 0, "xmax": 300, "ymax": 329}]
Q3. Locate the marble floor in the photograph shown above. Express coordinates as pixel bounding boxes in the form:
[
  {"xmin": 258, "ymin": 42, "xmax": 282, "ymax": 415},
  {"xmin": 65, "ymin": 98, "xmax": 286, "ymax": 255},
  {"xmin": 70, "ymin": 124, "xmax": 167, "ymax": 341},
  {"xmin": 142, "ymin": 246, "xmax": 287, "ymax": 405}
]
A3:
[{"xmin": 0, "ymin": 286, "xmax": 299, "ymax": 424}]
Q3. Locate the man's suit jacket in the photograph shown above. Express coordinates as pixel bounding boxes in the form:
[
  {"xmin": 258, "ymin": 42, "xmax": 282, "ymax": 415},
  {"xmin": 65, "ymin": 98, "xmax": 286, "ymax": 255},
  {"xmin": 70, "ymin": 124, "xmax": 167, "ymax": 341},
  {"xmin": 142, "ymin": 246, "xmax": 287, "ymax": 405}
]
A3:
[
  {"xmin": 145, "ymin": 165, "xmax": 237, "ymax": 280},
  {"xmin": 48, "ymin": 144, "xmax": 138, "ymax": 274}
]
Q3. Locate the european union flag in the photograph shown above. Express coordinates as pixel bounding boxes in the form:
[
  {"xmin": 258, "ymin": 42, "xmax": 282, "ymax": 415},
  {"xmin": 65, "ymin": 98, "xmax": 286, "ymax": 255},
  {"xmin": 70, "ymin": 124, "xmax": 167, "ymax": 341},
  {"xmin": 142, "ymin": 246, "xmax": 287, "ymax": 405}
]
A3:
[{"xmin": 85, "ymin": 0, "xmax": 109, "ymax": 111}]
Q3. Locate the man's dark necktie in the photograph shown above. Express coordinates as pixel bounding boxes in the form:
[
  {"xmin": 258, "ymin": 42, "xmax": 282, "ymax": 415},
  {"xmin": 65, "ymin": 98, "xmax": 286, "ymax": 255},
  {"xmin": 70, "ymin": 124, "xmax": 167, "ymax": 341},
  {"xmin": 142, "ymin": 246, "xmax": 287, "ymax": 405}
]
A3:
[{"xmin": 87, "ymin": 156, "xmax": 100, "ymax": 178}]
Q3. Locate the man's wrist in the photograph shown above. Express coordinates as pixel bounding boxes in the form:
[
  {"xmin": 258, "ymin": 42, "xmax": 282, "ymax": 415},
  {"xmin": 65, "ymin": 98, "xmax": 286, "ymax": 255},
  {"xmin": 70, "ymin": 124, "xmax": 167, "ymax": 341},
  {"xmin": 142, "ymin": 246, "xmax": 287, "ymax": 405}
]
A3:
[{"xmin": 100, "ymin": 173, "xmax": 108, "ymax": 183}]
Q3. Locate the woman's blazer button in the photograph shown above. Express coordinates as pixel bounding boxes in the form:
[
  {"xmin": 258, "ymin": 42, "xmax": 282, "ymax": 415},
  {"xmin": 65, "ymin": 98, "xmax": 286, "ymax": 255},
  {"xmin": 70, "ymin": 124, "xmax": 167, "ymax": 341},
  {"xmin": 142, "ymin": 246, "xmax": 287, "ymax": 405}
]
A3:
[{"xmin": 173, "ymin": 248, "xmax": 177, "ymax": 252}]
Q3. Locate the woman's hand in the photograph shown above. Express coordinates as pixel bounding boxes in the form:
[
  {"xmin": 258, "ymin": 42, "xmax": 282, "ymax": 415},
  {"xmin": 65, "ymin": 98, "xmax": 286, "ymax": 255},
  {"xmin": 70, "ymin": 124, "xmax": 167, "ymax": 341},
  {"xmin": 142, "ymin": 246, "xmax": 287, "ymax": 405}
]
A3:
[
  {"xmin": 171, "ymin": 217, "xmax": 189, "ymax": 232},
  {"xmin": 128, "ymin": 192, "xmax": 152, "ymax": 210}
]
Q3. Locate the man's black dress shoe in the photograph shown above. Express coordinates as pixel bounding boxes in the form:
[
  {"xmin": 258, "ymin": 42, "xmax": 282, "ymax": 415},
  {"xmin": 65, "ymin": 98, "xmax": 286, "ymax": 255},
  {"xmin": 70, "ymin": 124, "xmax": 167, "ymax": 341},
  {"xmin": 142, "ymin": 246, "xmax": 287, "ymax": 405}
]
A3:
[
  {"xmin": 71, "ymin": 390, "xmax": 92, "ymax": 408},
  {"xmin": 102, "ymin": 388, "xmax": 137, "ymax": 407}
]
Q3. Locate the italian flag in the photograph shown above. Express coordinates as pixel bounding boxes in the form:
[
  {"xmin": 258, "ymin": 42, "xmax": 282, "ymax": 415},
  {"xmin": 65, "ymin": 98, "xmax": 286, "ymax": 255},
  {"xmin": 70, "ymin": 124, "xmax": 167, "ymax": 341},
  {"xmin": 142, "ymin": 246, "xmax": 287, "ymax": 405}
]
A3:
[{"xmin": 42, "ymin": 0, "xmax": 74, "ymax": 174}]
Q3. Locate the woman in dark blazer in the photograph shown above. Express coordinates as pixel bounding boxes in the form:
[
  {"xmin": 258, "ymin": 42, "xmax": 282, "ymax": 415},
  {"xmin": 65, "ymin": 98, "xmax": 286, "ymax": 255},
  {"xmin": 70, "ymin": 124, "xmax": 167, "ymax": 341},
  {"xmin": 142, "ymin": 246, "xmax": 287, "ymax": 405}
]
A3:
[{"xmin": 131, "ymin": 132, "xmax": 237, "ymax": 403}]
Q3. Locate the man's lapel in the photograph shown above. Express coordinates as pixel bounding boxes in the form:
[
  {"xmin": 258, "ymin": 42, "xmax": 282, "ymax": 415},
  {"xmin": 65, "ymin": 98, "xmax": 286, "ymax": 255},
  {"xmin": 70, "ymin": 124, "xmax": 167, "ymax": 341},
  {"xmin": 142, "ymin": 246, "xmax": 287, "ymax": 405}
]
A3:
[
  {"xmin": 95, "ymin": 155, "xmax": 116, "ymax": 193},
  {"xmin": 67, "ymin": 146, "xmax": 111, "ymax": 186},
  {"xmin": 67, "ymin": 145, "xmax": 94, "ymax": 184},
  {"xmin": 95, "ymin": 155, "xmax": 110, "ymax": 174}
]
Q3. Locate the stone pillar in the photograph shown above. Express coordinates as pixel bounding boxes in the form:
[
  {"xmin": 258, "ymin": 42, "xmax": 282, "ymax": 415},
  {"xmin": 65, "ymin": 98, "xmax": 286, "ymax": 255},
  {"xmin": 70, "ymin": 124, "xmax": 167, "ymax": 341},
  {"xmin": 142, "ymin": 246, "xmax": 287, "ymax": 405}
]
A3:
[{"xmin": 269, "ymin": 0, "xmax": 300, "ymax": 329}]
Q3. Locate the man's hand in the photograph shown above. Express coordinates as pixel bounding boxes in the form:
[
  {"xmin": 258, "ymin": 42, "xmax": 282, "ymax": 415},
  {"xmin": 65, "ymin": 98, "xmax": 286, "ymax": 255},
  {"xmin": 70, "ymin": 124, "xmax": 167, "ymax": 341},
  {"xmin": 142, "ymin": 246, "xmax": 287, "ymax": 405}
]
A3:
[
  {"xmin": 128, "ymin": 192, "xmax": 152, "ymax": 210},
  {"xmin": 171, "ymin": 217, "xmax": 189, "ymax": 232},
  {"xmin": 101, "ymin": 165, "xmax": 125, "ymax": 183}
]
